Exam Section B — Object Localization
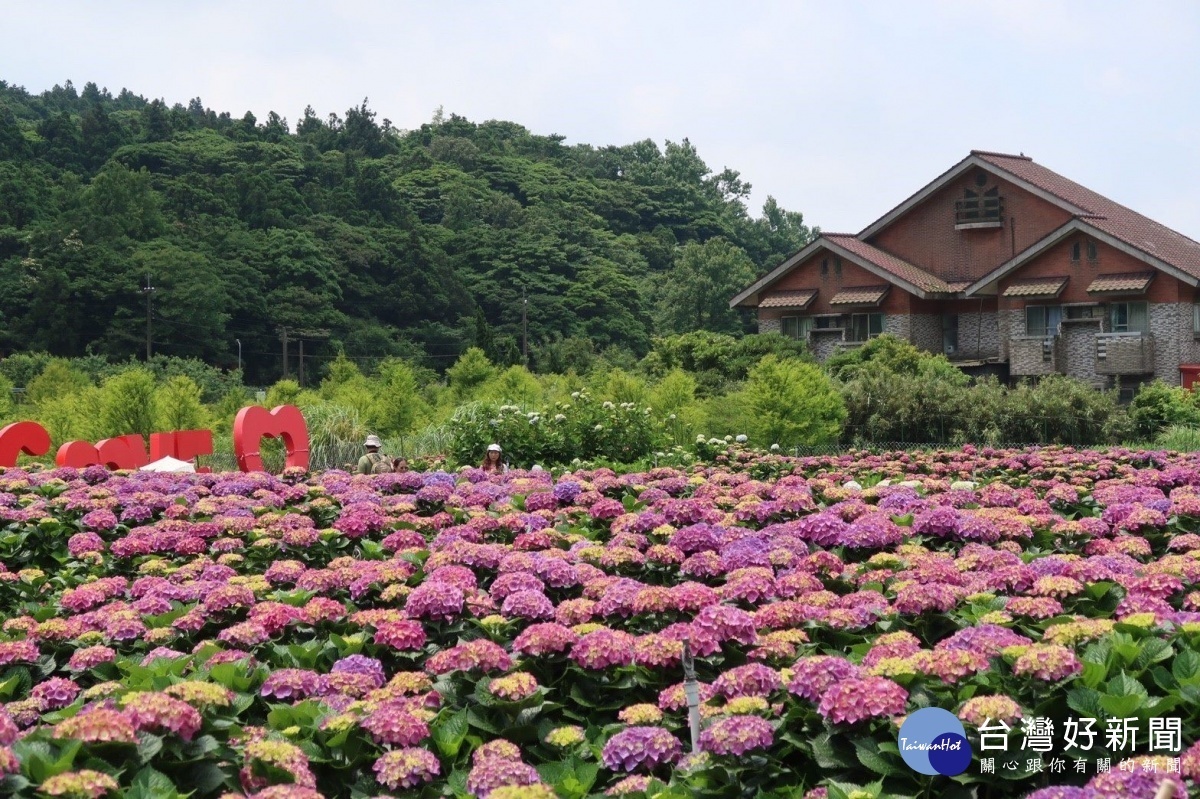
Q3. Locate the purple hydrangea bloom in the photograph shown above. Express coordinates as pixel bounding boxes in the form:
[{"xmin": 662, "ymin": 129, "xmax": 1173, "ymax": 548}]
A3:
[{"xmin": 602, "ymin": 726, "xmax": 682, "ymax": 772}]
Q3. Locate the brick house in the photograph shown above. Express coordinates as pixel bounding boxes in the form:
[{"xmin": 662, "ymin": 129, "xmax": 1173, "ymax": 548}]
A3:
[{"xmin": 730, "ymin": 151, "xmax": 1200, "ymax": 389}]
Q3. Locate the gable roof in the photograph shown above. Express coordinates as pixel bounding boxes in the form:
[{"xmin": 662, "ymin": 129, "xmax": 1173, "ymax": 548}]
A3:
[
  {"xmin": 729, "ymin": 234, "xmax": 951, "ymax": 308},
  {"xmin": 734, "ymin": 149, "xmax": 1200, "ymax": 309},
  {"xmin": 965, "ymin": 217, "xmax": 1200, "ymax": 295},
  {"xmin": 857, "ymin": 151, "xmax": 1092, "ymax": 240},
  {"xmin": 858, "ymin": 150, "xmax": 1200, "ymax": 286}
]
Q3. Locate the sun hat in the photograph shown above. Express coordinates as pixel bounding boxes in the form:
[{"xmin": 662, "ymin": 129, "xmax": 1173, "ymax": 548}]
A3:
[
  {"xmin": 364, "ymin": 435, "xmax": 382, "ymax": 448},
  {"xmin": 487, "ymin": 444, "xmax": 502, "ymax": 452}
]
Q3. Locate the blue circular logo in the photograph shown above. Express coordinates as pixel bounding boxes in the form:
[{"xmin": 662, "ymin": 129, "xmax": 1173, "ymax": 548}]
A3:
[{"xmin": 897, "ymin": 708, "xmax": 972, "ymax": 776}]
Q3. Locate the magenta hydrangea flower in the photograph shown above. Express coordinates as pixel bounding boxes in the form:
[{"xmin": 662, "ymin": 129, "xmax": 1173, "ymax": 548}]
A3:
[
  {"xmin": 817, "ymin": 677, "xmax": 908, "ymax": 724},
  {"xmin": 601, "ymin": 726, "xmax": 682, "ymax": 772},
  {"xmin": 786, "ymin": 656, "xmax": 864, "ymax": 702},
  {"xmin": 360, "ymin": 703, "xmax": 430, "ymax": 746},
  {"xmin": 373, "ymin": 747, "xmax": 441, "ymax": 790},
  {"xmin": 374, "ymin": 620, "xmax": 427, "ymax": 650},
  {"xmin": 31, "ymin": 677, "xmax": 80, "ymax": 711},
  {"xmin": 0, "ymin": 641, "xmax": 38, "ymax": 665},
  {"xmin": 699, "ymin": 714, "xmax": 775, "ymax": 756},
  {"xmin": 571, "ymin": 629, "xmax": 637, "ymax": 670},
  {"xmin": 331, "ymin": 655, "xmax": 386, "ymax": 689},
  {"xmin": 123, "ymin": 691, "xmax": 203, "ymax": 740},
  {"xmin": 260, "ymin": 668, "xmax": 321, "ymax": 700},
  {"xmin": 501, "ymin": 589, "xmax": 555, "ymax": 621},
  {"xmin": 513, "ymin": 623, "xmax": 579, "ymax": 656},
  {"xmin": 692, "ymin": 604, "xmax": 757, "ymax": 646},
  {"xmin": 405, "ymin": 581, "xmax": 466, "ymax": 622},
  {"xmin": 466, "ymin": 758, "xmax": 542, "ymax": 798},
  {"xmin": 712, "ymin": 663, "xmax": 783, "ymax": 698}
]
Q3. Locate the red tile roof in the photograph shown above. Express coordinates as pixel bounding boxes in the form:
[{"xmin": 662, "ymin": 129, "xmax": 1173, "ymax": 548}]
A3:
[
  {"xmin": 974, "ymin": 152, "xmax": 1200, "ymax": 281},
  {"xmin": 824, "ymin": 234, "xmax": 953, "ymax": 293},
  {"xmin": 1086, "ymin": 273, "xmax": 1156, "ymax": 294},
  {"xmin": 830, "ymin": 285, "xmax": 890, "ymax": 306},
  {"xmin": 759, "ymin": 289, "xmax": 817, "ymax": 309},
  {"xmin": 1001, "ymin": 276, "xmax": 1068, "ymax": 298}
]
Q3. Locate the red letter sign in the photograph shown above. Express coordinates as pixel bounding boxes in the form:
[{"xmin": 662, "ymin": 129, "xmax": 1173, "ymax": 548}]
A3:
[
  {"xmin": 58, "ymin": 434, "xmax": 150, "ymax": 470},
  {"xmin": 233, "ymin": 405, "xmax": 309, "ymax": 472},
  {"xmin": 150, "ymin": 430, "xmax": 214, "ymax": 472},
  {"xmin": 0, "ymin": 422, "xmax": 51, "ymax": 468}
]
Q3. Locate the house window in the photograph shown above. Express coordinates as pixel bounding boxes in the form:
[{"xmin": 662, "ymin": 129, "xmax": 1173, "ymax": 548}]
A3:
[
  {"xmin": 820, "ymin": 258, "xmax": 829, "ymax": 277},
  {"xmin": 1065, "ymin": 305, "xmax": 1100, "ymax": 320},
  {"xmin": 834, "ymin": 257, "xmax": 842, "ymax": 277},
  {"xmin": 1109, "ymin": 302, "xmax": 1148, "ymax": 334},
  {"xmin": 1086, "ymin": 240, "xmax": 1098, "ymax": 262},
  {"xmin": 1070, "ymin": 242, "xmax": 1081, "ymax": 262},
  {"xmin": 849, "ymin": 313, "xmax": 883, "ymax": 342},
  {"xmin": 1026, "ymin": 305, "xmax": 1063, "ymax": 337},
  {"xmin": 781, "ymin": 316, "xmax": 813, "ymax": 340},
  {"xmin": 813, "ymin": 316, "xmax": 841, "ymax": 330},
  {"xmin": 943, "ymin": 314, "xmax": 959, "ymax": 355},
  {"xmin": 1194, "ymin": 304, "xmax": 1200, "ymax": 335}
]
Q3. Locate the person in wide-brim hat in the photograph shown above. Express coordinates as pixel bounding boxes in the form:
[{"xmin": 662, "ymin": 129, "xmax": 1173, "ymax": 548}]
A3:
[
  {"xmin": 357, "ymin": 435, "xmax": 387, "ymax": 474},
  {"xmin": 481, "ymin": 443, "xmax": 506, "ymax": 473}
]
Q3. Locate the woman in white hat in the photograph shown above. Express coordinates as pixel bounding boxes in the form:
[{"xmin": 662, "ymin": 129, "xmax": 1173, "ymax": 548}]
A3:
[
  {"xmin": 357, "ymin": 435, "xmax": 389, "ymax": 474},
  {"xmin": 480, "ymin": 443, "xmax": 507, "ymax": 473}
]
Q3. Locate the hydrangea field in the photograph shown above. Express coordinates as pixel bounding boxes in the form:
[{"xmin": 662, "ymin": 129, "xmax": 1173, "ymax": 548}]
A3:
[{"xmin": 0, "ymin": 446, "xmax": 1198, "ymax": 799}]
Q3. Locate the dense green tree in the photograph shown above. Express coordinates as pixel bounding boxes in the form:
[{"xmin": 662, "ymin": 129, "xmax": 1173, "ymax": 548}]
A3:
[
  {"xmin": 657, "ymin": 238, "xmax": 757, "ymax": 335},
  {"xmin": 0, "ymin": 80, "xmax": 814, "ymax": 382}
]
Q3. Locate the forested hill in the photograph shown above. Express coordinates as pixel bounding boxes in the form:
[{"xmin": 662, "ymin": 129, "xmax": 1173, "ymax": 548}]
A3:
[{"xmin": 0, "ymin": 79, "xmax": 814, "ymax": 382}]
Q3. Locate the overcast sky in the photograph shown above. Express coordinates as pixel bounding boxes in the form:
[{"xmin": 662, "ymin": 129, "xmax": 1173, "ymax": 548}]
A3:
[{"xmin": 6, "ymin": 1, "xmax": 1200, "ymax": 236}]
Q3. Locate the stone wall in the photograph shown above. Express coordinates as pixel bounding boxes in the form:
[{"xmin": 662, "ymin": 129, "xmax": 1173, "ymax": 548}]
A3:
[
  {"xmin": 1149, "ymin": 303, "xmax": 1191, "ymax": 385},
  {"xmin": 953, "ymin": 312, "xmax": 1001, "ymax": 359},
  {"xmin": 909, "ymin": 314, "xmax": 943, "ymax": 354},
  {"xmin": 810, "ymin": 330, "xmax": 844, "ymax": 362},
  {"xmin": 1010, "ymin": 336, "xmax": 1061, "ymax": 377},
  {"xmin": 757, "ymin": 315, "xmax": 781, "ymax": 335},
  {"xmin": 1060, "ymin": 319, "xmax": 1104, "ymax": 387},
  {"xmin": 1000, "ymin": 310, "xmax": 1022, "ymax": 361},
  {"xmin": 883, "ymin": 313, "xmax": 909, "ymax": 341}
]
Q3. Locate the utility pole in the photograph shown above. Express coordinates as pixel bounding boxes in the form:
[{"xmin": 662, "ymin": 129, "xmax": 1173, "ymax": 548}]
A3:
[
  {"xmin": 289, "ymin": 329, "xmax": 330, "ymax": 387},
  {"xmin": 142, "ymin": 274, "xmax": 155, "ymax": 360},
  {"xmin": 522, "ymin": 287, "xmax": 528, "ymax": 367},
  {"xmin": 279, "ymin": 327, "xmax": 290, "ymax": 379}
]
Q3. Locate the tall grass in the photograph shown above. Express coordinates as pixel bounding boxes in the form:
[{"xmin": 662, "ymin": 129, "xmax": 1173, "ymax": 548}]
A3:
[{"xmin": 1153, "ymin": 425, "xmax": 1200, "ymax": 453}]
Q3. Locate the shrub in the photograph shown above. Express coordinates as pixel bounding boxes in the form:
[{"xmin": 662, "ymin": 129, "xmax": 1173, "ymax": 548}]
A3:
[
  {"xmin": 265, "ymin": 379, "xmax": 303, "ymax": 408},
  {"xmin": 477, "ymin": 365, "xmax": 544, "ymax": 409},
  {"xmin": 827, "ymin": 335, "xmax": 965, "ymax": 384},
  {"xmin": 0, "ymin": 351, "xmax": 52, "ymax": 390},
  {"xmin": 370, "ymin": 358, "xmax": 429, "ymax": 436},
  {"xmin": 446, "ymin": 348, "xmax": 497, "ymax": 402},
  {"xmin": 1129, "ymin": 381, "xmax": 1200, "ymax": 439},
  {"xmin": 98, "ymin": 369, "xmax": 158, "ymax": 440},
  {"xmin": 739, "ymin": 355, "xmax": 845, "ymax": 447},
  {"xmin": 1000, "ymin": 375, "xmax": 1119, "ymax": 445},
  {"xmin": 448, "ymin": 391, "xmax": 664, "ymax": 467},
  {"xmin": 155, "ymin": 375, "xmax": 210, "ymax": 432},
  {"xmin": 642, "ymin": 331, "xmax": 809, "ymax": 393},
  {"xmin": 0, "ymin": 372, "xmax": 13, "ymax": 423},
  {"xmin": 25, "ymin": 360, "xmax": 92, "ymax": 406}
]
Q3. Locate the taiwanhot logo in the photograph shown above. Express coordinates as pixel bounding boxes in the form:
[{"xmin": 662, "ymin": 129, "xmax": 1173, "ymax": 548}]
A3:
[{"xmin": 897, "ymin": 707, "xmax": 972, "ymax": 776}]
